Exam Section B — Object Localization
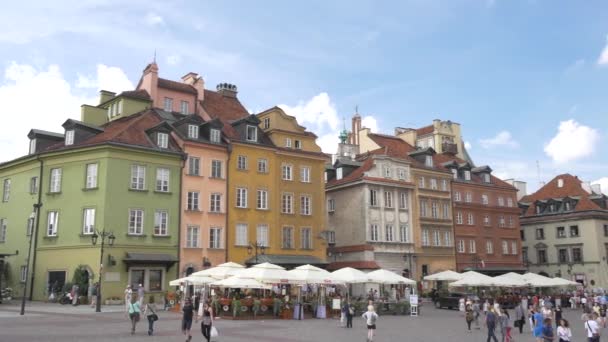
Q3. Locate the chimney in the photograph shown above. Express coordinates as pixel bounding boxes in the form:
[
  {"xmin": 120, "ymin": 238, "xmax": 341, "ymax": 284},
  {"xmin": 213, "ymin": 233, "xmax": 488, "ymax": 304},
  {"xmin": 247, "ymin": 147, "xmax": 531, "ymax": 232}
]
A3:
[
  {"xmin": 216, "ymin": 83, "xmax": 238, "ymax": 98},
  {"xmin": 182, "ymin": 72, "xmax": 204, "ymax": 102},
  {"xmin": 351, "ymin": 114, "xmax": 362, "ymax": 146},
  {"xmin": 505, "ymin": 179, "xmax": 528, "ymax": 201},
  {"xmin": 139, "ymin": 62, "xmax": 159, "ymax": 106},
  {"xmin": 99, "ymin": 90, "xmax": 116, "ymax": 104}
]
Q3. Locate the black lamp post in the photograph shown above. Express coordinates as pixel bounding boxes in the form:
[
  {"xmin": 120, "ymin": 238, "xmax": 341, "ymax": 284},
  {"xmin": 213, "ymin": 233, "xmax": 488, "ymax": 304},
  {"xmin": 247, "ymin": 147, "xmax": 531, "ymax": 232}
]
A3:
[
  {"xmin": 20, "ymin": 203, "xmax": 41, "ymax": 316},
  {"xmin": 247, "ymin": 241, "xmax": 266, "ymax": 264},
  {"xmin": 91, "ymin": 229, "xmax": 115, "ymax": 313}
]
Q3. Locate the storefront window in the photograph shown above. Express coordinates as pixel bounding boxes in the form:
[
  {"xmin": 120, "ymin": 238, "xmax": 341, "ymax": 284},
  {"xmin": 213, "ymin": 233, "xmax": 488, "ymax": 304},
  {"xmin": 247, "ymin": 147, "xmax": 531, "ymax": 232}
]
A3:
[
  {"xmin": 130, "ymin": 270, "xmax": 145, "ymax": 289},
  {"xmin": 149, "ymin": 270, "xmax": 162, "ymax": 291}
]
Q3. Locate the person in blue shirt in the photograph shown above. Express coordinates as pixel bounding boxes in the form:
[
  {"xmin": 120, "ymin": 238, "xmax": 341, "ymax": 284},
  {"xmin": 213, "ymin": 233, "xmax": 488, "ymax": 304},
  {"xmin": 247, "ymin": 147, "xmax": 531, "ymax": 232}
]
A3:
[
  {"xmin": 533, "ymin": 309, "xmax": 544, "ymax": 342},
  {"xmin": 541, "ymin": 318, "xmax": 554, "ymax": 341}
]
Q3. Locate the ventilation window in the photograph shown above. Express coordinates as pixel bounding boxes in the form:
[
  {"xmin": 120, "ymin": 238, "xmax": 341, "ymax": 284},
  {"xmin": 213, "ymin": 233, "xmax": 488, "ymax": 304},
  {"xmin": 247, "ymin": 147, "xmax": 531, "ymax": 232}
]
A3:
[{"xmin": 557, "ymin": 179, "xmax": 564, "ymax": 188}]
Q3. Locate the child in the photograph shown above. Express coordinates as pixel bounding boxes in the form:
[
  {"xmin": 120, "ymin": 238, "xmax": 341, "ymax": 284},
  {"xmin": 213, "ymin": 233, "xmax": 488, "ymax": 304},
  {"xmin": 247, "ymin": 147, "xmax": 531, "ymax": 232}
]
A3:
[{"xmin": 362, "ymin": 305, "xmax": 379, "ymax": 342}]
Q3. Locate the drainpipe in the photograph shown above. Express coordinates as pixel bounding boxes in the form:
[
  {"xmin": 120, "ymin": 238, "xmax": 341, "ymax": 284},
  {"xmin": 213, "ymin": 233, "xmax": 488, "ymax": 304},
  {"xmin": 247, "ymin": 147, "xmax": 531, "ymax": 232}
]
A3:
[
  {"xmin": 225, "ymin": 143, "xmax": 232, "ymax": 263},
  {"xmin": 29, "ymin": 156, "xmax": 44, "ymax": 300},
  {"xmin": 177, "ymin": 155, "xmax": 185, "ymax": 280}
]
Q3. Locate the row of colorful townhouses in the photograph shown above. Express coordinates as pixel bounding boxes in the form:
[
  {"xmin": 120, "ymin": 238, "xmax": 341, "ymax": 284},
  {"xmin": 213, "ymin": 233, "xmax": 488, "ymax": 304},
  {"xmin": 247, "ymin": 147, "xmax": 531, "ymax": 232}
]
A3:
[{"xmin": 5, "ymin": 61, "xmax": 604, "ymax": 303}]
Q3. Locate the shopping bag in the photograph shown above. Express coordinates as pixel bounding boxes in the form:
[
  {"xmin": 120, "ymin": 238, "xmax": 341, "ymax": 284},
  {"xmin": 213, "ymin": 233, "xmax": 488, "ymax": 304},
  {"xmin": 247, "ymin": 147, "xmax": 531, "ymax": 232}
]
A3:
[{"xmin": 211, "ymin": 326, "xmax": 219, "ymax": 338}]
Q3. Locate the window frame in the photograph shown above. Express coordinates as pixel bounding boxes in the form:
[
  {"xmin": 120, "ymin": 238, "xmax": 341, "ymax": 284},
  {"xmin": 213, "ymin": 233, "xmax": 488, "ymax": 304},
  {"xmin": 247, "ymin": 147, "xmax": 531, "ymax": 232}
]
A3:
[
  {"xmin": 300, "ymin": 195, "xmax": 312, "ymax": 215},
  {"xmin": 82, "ymin": 208, "xmax": 95, "ymax": 235},
  {"xmin": 210, "ymin": 129, "xmax": 221, "ymax": 143},
  {"xmin": 188, "ymin": 157, "xmax": 200, "ymax": 176},
  {"xmin": 256, "ymin": 224, "xmax": 269, "ymax": 247},
  {"xmin": 257, "ymin": 159, "xmax": 268, "ymax": 173},
  {"xmin": 211, "ymin": 160, "xmax": 222, "ymax": 178},
  {"xmin": 236, "ymin": 188, "xmax": 248, "ymax": 208},
  {"xmin": 246, "ymin": 125, "xmax": 258, "ymax": 142},
  {"xmin": 155, "ymin": 168, "xmax": 170, "ymax": 192},
  {"xmin": 130, "ymin": 165, "xmax": 146, "ymax": 190},
  {"xmin": 370, "ymin": 224, "xmax": 379, "ymax": 242},
  {"xmin": 65, "ymin": 130, "xmax": 75, "ymax": 146},
  {"xmin": 47, "ymin": 211, "xmax": 59, "ymax": 236},
  {"xmin": 50, "ymin": 168, "xmax": 62, "ymax": 193},
  {"xmin": 187, "ymin": 124, "xmax": 198, "ymax": 139},
  {"xmin": 237, "ymin": 155, "xmax": 248, "ymax": 170},
  {"xmin": 85, "ymin": 163, "xmax": 98, "ymax": 189},
  {"xmin": 187, "ymin": 191, "xmax": 200, "ymax": 211},
  {"xmin": 153, "ymin": 210, "xmax": 169, "ymax": 236},
  {"xmin": 2, "ymin": 179, "xmax": 10, "ymax": 202},
  {"xmin": 235, "ymin": 223, "xmax": 248, "ymax": 246},
  {"xmin": 210, "ymin": 193, "xmax": 222, "ymax": 213},
  {"xmin": 209, "ymin": 227, "xmax": 222, "ymax": 249},
  {"xmin": 163, "ymin": 97, "xmax": 173, "ymax": 111},
  {"xmin": 282, "ymin": 226, "xmax": 294, "ymax": 249},
  {"xmin": 281, "ymin": 192, "xmax": 294, "ymax": 214},
  {"xmin": 180, "ymin": 100, "xmax": 189, "ymax": 114},
  {"xmin": 300, "ymin": 166, "xmax": 311, "ymax": 183},
  {"xmin": 128, "ymin": 209, "xmax": 144, "ymax": 235},
  {"xmin": 157, "ymin": 132, "xmax": 169, "ymax": 149},
  {"xmin": 281, "ymin": 164, "xmax": 293, "ymax": 181},
  {"xmin": 256, "ymin": 189, "xmax": 269, "ymax": 210}
]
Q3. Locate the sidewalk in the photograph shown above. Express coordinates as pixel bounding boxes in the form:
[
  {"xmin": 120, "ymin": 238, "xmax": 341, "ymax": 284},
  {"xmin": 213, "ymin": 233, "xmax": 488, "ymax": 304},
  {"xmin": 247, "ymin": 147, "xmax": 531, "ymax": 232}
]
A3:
[{"xmin": 0, "ymin": 300, "xmax": 126, "ymax": 316}]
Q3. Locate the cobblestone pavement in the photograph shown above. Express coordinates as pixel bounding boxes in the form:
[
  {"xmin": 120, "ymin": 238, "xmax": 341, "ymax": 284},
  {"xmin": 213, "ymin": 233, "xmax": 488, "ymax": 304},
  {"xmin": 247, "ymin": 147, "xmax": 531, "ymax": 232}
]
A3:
[{"xmin": 0, "ymin": 301, "xmax": 599, "ymax": 341}]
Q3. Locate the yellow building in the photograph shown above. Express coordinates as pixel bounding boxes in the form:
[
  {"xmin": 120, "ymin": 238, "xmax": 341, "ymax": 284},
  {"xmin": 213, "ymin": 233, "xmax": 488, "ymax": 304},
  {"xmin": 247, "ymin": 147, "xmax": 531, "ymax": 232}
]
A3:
[{"xmin": 226, "ymin": 108, "xmax": 329, "ymax": 267}]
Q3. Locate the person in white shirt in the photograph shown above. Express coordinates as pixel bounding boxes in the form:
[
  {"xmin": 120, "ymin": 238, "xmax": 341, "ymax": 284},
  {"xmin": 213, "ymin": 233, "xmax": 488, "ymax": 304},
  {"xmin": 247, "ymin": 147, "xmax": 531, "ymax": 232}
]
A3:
[
  {"xmin": 586, "ymin": 313, "xmax": 600, "ymax": 342},
  {"xmin": 556, "ymin": 319, "xmax": 571, "ymax": 342},
  {"xmin": 362, "ymin": 305, "xmax": 379, "ymax": 342}
]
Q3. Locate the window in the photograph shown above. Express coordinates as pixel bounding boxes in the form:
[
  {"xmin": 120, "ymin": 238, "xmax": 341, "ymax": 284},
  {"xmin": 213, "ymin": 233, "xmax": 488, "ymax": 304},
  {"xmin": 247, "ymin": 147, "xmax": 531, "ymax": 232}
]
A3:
[
  {"xmin": 464, "ymin": 170, "xmax": 471, "ymax": 181},
  {"xmin": 467, "ymin": 212, "xmax": 474, "ymax": 225},
  {"xmin": 128, "ymin": 209, "xmax": 144, "ymax": 235},
  {"xmin": 187, "ymin": 124, "xmax": 198, "ymax": 139},
  {"xmin": 370, "ymin": 224, "xmax": 379, "ymax": 241},
  {"xmin": 558, "ymin": 249, "xmax": 568, "ymax": 263},
  {"xmin": 236, "ymin": 188, "xmax": 248, "ymax": 208},
  {"xmin": 556, "ymin": 226, "xmax": 565, "ymax": 238},
  {"xmin": 384, "ymin": 166, "xmax": 391, "ymax": 178},
  {"xmin": 604, "ymin": 225, "xmax": 608, "ymax": 237},
  {"xmin": 454, "ymin": 191, "xmax": 461, "ymax": 202},
  {"xmin": 469, "ymin": 240, "xmax": 476, "ymax": 253},
  {"xmin": 235, "ymin": 223, "xmax": 248, "ymax": 246},
  {"xmin": 336, "ymin": 167, "xmax": 343, "ymax": 180},
  {"xmin": 263, "ymin": 117, "xmax": 270, "ymax": 129},
  {"xmin": 209, "ymin": 227, "xmax": 222, "ymax": 248},
  {"xmin": 486, "ymin": 240, "xmax": 494, "ymax": 254},
  {"xmin": 300, "ymin": 195, "xmax": 311, "ymax": 215},
  {"xmin": 210, "ymin": 193, "xmax": 222, "ymax": 212},
  {"xmin": 237, "ymin": 155, "xmax": 247, "ymax": 170},
  {"xmin": 282, "ymin": 164, "xmax": 293, "ymax": 180},
  {"xmin": 246, "ymin": 125, "xmax": 257, "ymax": 142},
  {"xmin": 431, "ymin": 201, "xmax": 438, "ymax": 218},
  {"xmin": 430, "ymin": 178, "xmax": 438, "ymax": 190},
  {"xmin": 27, "ymin": 216, "xmax": 34, "ymax": 236},
  {"xmin": 384, "ymin": 191, "xmax": 393, "ymax": 208},
  {"xmin": 154, "ymin": 210, "xmax": 168, "ymax": 236},
  {"xmin": 257, "ymin": 159, "xmax": 268, "ymax": 173},
  {"xmin": 538, "ymin": 250, "xmax": 547, "ymax": 264},
  {"xmin": 295, "ymin": 140, "xmax": 302, "ymax": 149},
  {"xmin": 118, "ymin": 100, "xmax": 123, "ymax": 115},
  {"xmin": 281, "ymin": 193, "xmax": 293, "ymax": 214},
  {"xmin": 399, "ymin": 193, "xmax": 408, "ymax": 209},
  {"xmin": 82, "ymin": 208, "xmax": 95, "ymax": 235},
  {"xmin": 457, "ymin": 240, "xmax": 465, "ymax": 253},
  {"xmin": 50, "ymin": 168, "xmax": 62, "ymax": 193},
  {"xmin": 456, "ymin": 212, "xmax": 463, "ymax": 224},
  {"xmin": 327, "ymin": 231, "xmax": 336, "ymax": 244},
  {"xmin": 425, "ymin": 155, "xmax": 433, "ymax": 167},
  {"xmin": 481, "ymin": 194, "xmax": 489, "ymax": 205},
  {"xmin": 65, "ymin": 130, "xmax": 74, "ymax": 146},
  {"xmin": 300, "ymin": 167, "xmax": 311, "ymax": 183},
  {"xmin": 483, "ymin": 173, "xmax": 491, "ymax": 183},
  {"xmin": 418, "ymin": 177, "xmax": 425, "ymax": 188},
  {"xmin": 572, "ymin": 247, "xmax": 582, "ymax": 262},
  {"xmin": 507, "ymin": 197, "xmax": 514, "ymax": 207},
  {"xmin": 2, "ymin": 179, "xmax": 10, "ymax": 202},
  {"xmin": 301, "ymin": 228, "xmax": 312, "ymax": 249},
  {"xmin": 569, "ymin": 225, "xmax": 579, "ymax": 237},
  {"xmin": 399, "ymin": 224, "xmax": 409, "ymax": 242},
  {"xmin": 433, "ymin": 230, "xmax": 441, "ymax": 246},
  {"xmin": 465, "ymin": 192, "xmax": 472, "ymax": 203},
  {"xmin": 210, "ymin": 129, "xmax": 221, "ymax": 143},
  {"xmin": 536, "ymin": 228, "xmax": 545, "ymax": 239},
  {"xmin": 0, "ymin": 218, "xmax": 6, "ymax": 242},
  {"xmin": 442, "ymin": 203, "xmax": 450, "ymax": 219},
  {"xmin": 256, "ymin": 190, "xmax": 268, "ymax": 210},
  {"xmin": 187, "ymin": 191, "xmax": 200, "ymax": 211},
  {"xmin": 188, "ymin": 157, "xmax": 200, "ymax": 176},
  {"xmin": 441, "ymin": 179, "xmax": 448, "ymax": 191},
  {"xmin": 130, "ymin": 165, "xmax": 145, "ymax": 190},
  {"xmin": 327, "ymin": 199, "xmax": 336, "ymax": 212},
  {"xmin": 422, "ymin": 229, "xmax": 430, "ymax": 246},
  {"xmin": 502, "ymin": 241, "xmax": 508, "ymax": 255},
  {"xmin": 483, "ymin": 214, "xmax": 491, "ymax": 226},
  {"xmin": 451, "ymin": 168, "xmax": 457, "ymax": 179},
  {"xmin": 498, "ymin": 197, "xmax": 505, "ymax": 207},
  {"xmin": 520, "ymin": 230, "xmax": 525, "ymax": 241},
  {"xmin": 444, "ymin": 231, "xmax": 452, "ymax": 246},
  {"xmin": 257, "ymin": 224, "xmax": 269, "ymax": 247},
  {"xmin": 47, "ymin": 211, "xmax": 58, "ymax": 236},
  {"xmin": 148, "ymin": 270, "xmax": 163, "ymax": 291},
  {"xmin": 20, "ymin": 265, "xmax": 27, "ymax": 283},
  {"xmin": 420, "ymin": 201, "xmax": 428, "ymax": 217},
  {"xmin": 130, "ymin": 270, "xmax": 145, "ymax": 290},
  {"xmin": 398, "ymin": 169, "xmax": 407, "ymax": 180},
  {"xmin": 157, "ymin": 133, "xmax": 169, "ymax": 148},
  {"xmin": 370, "ymin": 190, "xmax": 378, "ymax": 206},
  {"xmin": 382, "ymin": 224, "xmax": 393, "ymax": 242},
  {"xmin": 508, "ymin": 216, "xmax": 514, "ymax": 227},
  {"xmin": 155, "ymin": 168, "xmax": 170, "ymax": 192},
  {"xmin": 282, "ymin": 226, "xmax": 294, "ymax": 248},
  {"xmin": 285, "ymin": 138, "xmax": 292, "ymax": 148},
  {"xmin": 180, "ymin": 101, "xmax": 189, "ymax": 114},
  {"xmin": 163, "ymin": 97, "xmax": 173, "ymax": 111},
  {"xmin": 29, "ymin": 139, "xmax": 36, "ymax": 154},
  {"xmin": 522, "ymin": 248, "xmax": 529, "ymax": 263},
  {"xmin": 85, "ymin": 164, "xmax": 98, "ymax": 189},
  {"xmin": 211, "ymin": 160, "xmax": 222, "ymax": 178},
  {"xmin": 511, "ymin": 241, "xmax": 517, "ymax": 255},
  {"xmin": 499, "ymin": 216, "xmax": 505, "ymax": 228},
  {"xmin": 29, "ymin": 177, "xmax": 38, "ymax": 194}
]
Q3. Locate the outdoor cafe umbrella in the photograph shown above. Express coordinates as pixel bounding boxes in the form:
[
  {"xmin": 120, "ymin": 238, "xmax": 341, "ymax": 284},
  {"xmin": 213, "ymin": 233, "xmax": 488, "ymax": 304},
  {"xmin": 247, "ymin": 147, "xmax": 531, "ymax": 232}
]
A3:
[
  {"xmin": 490, "ymin": 273, "xmax": 528, "ymax": 287},
  {"xmin": 367, "ymin": 269, "xmax": 416, "ymax": 285},
  {"xmin": 169, "ymin": 277, "xmax": 189, "ymax": 286},
  {"xmin": 448, "ymin": 271, "xmax": 494, "ymax": 287},
  {"xmin": 169, "ymin": 276, "xmax": 217, "ymax": 286},
  {"xmin": 521, "ymin": 272, "xmax": 556, "ymax": 288},
  {"xmin": 423, "ymin": 270, "xmax": 463, "ymax": 282},
  {"xmin": 190, "ymin": 261, "xmax": 245, "ymax": 280},
  {"xmin": 331, "ymin": 267, "xmax": 372, "ymax": 284},
  {"xmin": 211, "ymin": 276, "xmax": 272, "ymax": 289},
  {"xmin": 237, "ymin": 262, "xmax": 298, "ymax": 284},
  {"xmin": 287, "ymin": 264, "xmax": 343, "ymax": 285},
  {"xmin": 549, "ymin": 277, "xmax": 579, "ymax": 287}
]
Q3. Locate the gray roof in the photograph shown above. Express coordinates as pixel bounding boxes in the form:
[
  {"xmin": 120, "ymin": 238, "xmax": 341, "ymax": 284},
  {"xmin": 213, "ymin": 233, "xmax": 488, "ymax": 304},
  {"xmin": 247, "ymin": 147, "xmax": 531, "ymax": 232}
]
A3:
[
  {"xmin": 28, "ymin": 129, "xmax": 64, "ymax": 139},
  {"xmin": 245, "ymin": 254, "xmax": 327, "ymax": 267},
  {"xmin": 63, "ymin": 118, "xmax": 104, "ymax": 132}
]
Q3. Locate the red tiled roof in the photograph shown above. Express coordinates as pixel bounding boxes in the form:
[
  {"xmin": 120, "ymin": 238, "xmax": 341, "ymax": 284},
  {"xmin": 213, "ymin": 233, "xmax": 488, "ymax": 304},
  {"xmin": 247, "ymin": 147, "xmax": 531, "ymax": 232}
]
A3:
[
  {"xmin": 333, "ymin": 244, "xmax": 374, "ymax": 253},
  {"xmin": 119, "ymin": 89, "xmax": 151, "ymax": 101},
  {"xmin": 327, "ymin": 261, "xmax": 380, "ymax": 271},
  {"xmin": 158, "ymin": 78, "xmax": 197, "ymax": 94},
  {"xmin": 416, "ymin": 125, "xmax": 434, "ymax": 136},
  {"xmin": 520, "ymin": 174, "xmax": 605, "ymax": 216},
  {"xmin": 202, "ymin": 89, "xmax": 249, "ymax": 122},
  {"xmin": 432, "ymin": 153, "xmax": 515, "ymax": 189},
  {"xmin": 326, "ymin": 158, "xmax": 374, "ymax": 187}
]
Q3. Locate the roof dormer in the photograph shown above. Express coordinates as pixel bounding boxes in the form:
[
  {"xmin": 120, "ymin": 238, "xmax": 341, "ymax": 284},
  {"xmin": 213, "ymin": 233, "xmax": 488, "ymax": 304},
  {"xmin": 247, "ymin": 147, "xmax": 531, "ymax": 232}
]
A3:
[
  {"xmin": 27, "ymin": 129, "xmax": 65, "ymax": 155},
  {"xmin": 145, "ymin": 122, "xmax": 174, "ymax": 149},
  {"xmin": 408, "ymin": 147, "xmax": 436, "ymax": 167},
  {"xmin": 472, "ymin": 165, "xmax": 493, "ymax": 183},
  {"xmin": 61, "ymin": 119, "xmax": 104, "ymax": 147}
]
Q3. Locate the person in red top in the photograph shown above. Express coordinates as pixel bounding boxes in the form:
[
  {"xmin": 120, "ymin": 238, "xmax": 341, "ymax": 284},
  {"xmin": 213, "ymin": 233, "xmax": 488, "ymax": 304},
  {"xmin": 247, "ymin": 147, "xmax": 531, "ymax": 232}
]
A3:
[{"xmin": 533, "ymin": 295, "xmax": 539, "ymax": 307}]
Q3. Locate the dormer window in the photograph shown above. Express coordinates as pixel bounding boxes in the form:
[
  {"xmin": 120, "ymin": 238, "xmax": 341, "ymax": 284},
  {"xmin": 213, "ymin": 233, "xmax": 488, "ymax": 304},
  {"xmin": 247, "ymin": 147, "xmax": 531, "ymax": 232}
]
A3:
[
  {"xmin": 210, "ymin": 129, "xmax": 221, "ymax": 143},
  {"xmin": 565, "ymin": 201, "xmax": 572, "ymax": 211},
  {"xmin": 451, "ymin": 168, "xmax": 457, "ymax": 179},
  {"xmin": 464, "ymin": 170, "xmax": 471, "ymax": 181},
  {"xmin": 285, "ymin": 138, "xmax": 292, "ymax": 148},
  {"xmin": 336, "ymin": 167, "xmax": 343, "ymax": 180},
  {"xmin": 483, "ymin": 173, "xmax": 491, "ymax": 183},
  {"xmin": 295, "ymin": 140, "xmax": 301, "ymax": 149},
  {"xmin": 384, "ymin": 166, "xmax": 391, "ymax": 178},
  {"xmin": 425, "ymin": 155, "xmax": 433, "ymax": 167},
  {"xmin": 65, "ymin": 130, "xmax": 74, "ymax": 146},
  {"xmin": 29, "ymin": 139, "xmax": 36, "ymax": 154},
  {"xmin": 188, "ymin": 125, "xmax": 198, "ymax": 139},
  {"xmin": 263, "ymin": 118, "xmax": 270, "ymax": 129},
  {"xmin": 535, "ymin": 205, "xmax": 542, "ymax": 214},
  {"xmin": 246, "ymin": 125, "xmax": 257, "ymax": 142},
  {"xmin": 557, "ymin": 178, "xmax": 564, "ymax": 188},
  {"xmin": 549, "ymin": 204, "xmax": 555, "ymax": 212},
  {"xmin": 157, "ymin": 133, "xmax": 169, "ymax": 148}
]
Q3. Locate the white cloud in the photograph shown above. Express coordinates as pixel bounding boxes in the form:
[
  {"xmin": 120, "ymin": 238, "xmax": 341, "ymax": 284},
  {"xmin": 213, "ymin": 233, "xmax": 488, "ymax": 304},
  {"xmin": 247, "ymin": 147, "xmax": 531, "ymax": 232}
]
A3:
[
  {"xmin": 144, "ymin": 12, "xmax": 164, "ymax": 26},
  {"xmin": 279, "ymin": 92, "xmax": 339, "ymax": 131},
  {"xmin": 167, "ymin": 55, "xmax": 181, "ymax": 66},
  {"xmin": 0, "ymin": 62, "xmax": 133, "ymax": 163},
  {"xmin": 598, "ymin": 35, "xmax": 608, "ymax": 65},
  {"xmin": 464, "ymin": 141, "xmax": 472, "ymax": 150},
  {"xmin": 316, "ymin": 133, "xmax": 340, "ymax": 154},
  {"xmin": 593, "ymin": 177, "xmax": 608, "ymax": 195},
  {"xmin": 361, "ymin": 115, "xmax": 379, "ymax": 133},
  {"xmin": 479, "ymin": 131, "xmax": 518, "ymax": 149},
  {"xmin": 544, "ymin": 119, "xmax": 600, "ymax": 163},
  {"xmin": 76, "ymin": 64, "xmax": 133, "ymax": 92}
]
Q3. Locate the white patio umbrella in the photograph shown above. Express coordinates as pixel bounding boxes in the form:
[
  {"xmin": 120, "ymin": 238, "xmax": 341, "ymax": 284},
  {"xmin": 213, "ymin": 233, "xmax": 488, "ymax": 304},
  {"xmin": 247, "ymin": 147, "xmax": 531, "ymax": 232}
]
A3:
[
  {"xmin": 190, "ymin": 262, "xmax": 245, "ymax": 280},
  {"xmin": 367, "ymin": 269, "xmax": 416, "ymax": 285},
  {"xmin": 169, "ymin": 277, "xmax": 189, "ymax": 286},
  {"xmin": 424, "ymin": 270, "xmax": 463, "ymax": 282},
  {"xmin": 185, "ymin": 276, "xmax": 216, "ymax": 286},
  {"xmin": 549, "ymin": 277, "xmax": 579, "ymax": 287},
  {"xmin": 521, "ymin": 272, "xmax": 555, "ymax": 288},
  {"xmin": 490, "ymin": 273, "xmax": 528, "ymax": 287},
  {"xmin": 237, "ymin": 262, "xmax": 298, "ymax": 284},
  {"xmin": 331, "ymin": 267, "xmax": 372, "ymax": 284},
  {"xmin": 212, "ymin": 276, "xmax": 271, "ymax": 289},
  {"xmin": 449, "ymin": 271, "xmax": 494, "ymax": 287},
  {"xmin": 287, "ymin": 264, "xmax": 343, "ymax": 285}
]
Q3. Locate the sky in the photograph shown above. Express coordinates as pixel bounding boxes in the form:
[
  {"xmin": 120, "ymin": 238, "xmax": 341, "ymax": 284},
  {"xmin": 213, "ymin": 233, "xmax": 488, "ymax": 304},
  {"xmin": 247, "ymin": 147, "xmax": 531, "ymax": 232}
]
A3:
[{"xmin": 0, "ymin": 0, "xmax": 607, "ymax": 195}]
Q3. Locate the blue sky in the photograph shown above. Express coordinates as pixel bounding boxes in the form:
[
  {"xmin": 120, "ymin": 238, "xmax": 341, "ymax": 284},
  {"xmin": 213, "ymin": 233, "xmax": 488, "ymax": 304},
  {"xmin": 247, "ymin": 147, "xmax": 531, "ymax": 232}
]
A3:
[{"xmin": 1, "ymin": 0, "xmax": 607, "ymax": 194}]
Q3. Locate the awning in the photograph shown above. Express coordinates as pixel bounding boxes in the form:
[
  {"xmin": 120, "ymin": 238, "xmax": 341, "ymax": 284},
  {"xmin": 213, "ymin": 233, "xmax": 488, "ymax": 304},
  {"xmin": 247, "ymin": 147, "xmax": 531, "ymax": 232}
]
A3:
[
  {"xmin": 123, "ymin": 253, "xmax": 178, "ymax": 270},
  {"xmin": 244, "ymin": 254, "xmax": 327, "ymax": 268}
]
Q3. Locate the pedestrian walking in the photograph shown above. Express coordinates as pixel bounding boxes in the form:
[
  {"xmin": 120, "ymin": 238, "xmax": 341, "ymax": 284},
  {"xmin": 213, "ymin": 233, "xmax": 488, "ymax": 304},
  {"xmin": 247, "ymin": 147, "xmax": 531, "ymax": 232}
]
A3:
[
  {"xmin": 127, "ymin": 295, "xmax": 141, "ymax": 335},
  {"xmin": 197, "ymin": 302, "xmax": 214, "ymax": 342},
  {"xmin": 124, "ymin": 285, "xmax": 133, "ymax": 312},
  {"xmin": 542, "ymin": 318, "xmax": 555, "ymax": 341},
  {"xmin": 182, "ymin": 298, "xmax": 194, "ymax": 342},
  {"xmin": 486, "ymin": 308, "xmax": 499, "ymax": 342},
  {"xmin": 459, "ymin": 297, "xmax": 466, "ymax": 316},
  {"xmin": 144, "ymin": 295, "xmax": 158, "ymax": 336},
  {"xmin": 90, "ymin": 282, "xmax": 98, "ymax": 308},
  {"xmin": 483, "ymin": 299, "xmax": 490, "ymax": 316},
  {"xmin": 346, "ymin": 301, "xmax": 354, "ymax": 328},
  {"xmin": 556, "ymin": 319, "xmax": 571, "ymax": 342},
  {"xmin": 555, "ymin": 305, "xmax": 563, "ymax": 329},
  {"xmin": 533, "ymin": 308, "xmax": 544, "ymax": 342},
  {"xmin": 362, "ymin": 305, "xmax": 379, "ymax": 342},
  {"xmin": 515, "ymin": 302, "xmax": 526, "ymax": 334},
  {"xmin": 473, "ymin": 300, "xmax": 482, "ymax": 329},
  {"xmin": 138, "ymin": 283, "xmax": 145, "ymax": 307},
  {"xmin": 71, "ymin": 284, "xmax": 79, "ymax": 306},
  {"xmin": 585, "ymin": 312, "xmax": 600, "ymax": 342},
  {"xmin": 340, "ymin": 297, "xmax": 347, "ymax": 327},
  {"xmin": 500, "ymin": 309, "xmax": 512, "ymax": 342},
  {"xmin": 465, "ymin": 304, "xmax": 474, "ymax": 332}
]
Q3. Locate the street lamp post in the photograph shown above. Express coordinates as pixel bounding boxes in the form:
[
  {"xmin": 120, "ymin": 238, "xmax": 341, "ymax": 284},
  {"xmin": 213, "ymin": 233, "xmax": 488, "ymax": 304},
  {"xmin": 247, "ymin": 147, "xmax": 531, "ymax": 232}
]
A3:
[
  {"xmin": 247, "ymin": 241, "xmax": 266, "ymax": 264},
  {"xmin": 91, "ymin": 229, "xmax": 115, "ymax": 313},
  {"xmin": 20, "ymin": 203, "xmax": 41, "ymax": 316}
]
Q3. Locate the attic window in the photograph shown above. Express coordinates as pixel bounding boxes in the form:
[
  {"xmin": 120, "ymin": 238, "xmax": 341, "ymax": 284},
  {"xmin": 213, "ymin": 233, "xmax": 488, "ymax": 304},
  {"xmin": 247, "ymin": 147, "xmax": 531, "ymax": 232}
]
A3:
[
  {"xmin": 295, "ymin": 140, "xmax": 301, "ymax": 149},
  {"xmin": 557, "ymin": 179, "xmax": 564, "ymax": 188},
  {"xmin": 157, "ymin": 133, "xmax": 169, "ymax": 148},
  {"xmin": 425, "ymin": 155, "xmax": 433, "ymax": 167},
  {"xmin": 246, "ymin": 125, "xmax": 257, "ymax": 142},
  {"xmin": 65, "ymin": 130, "xmax": 75, "ymax": 146},
  {"xmin": 336, "ymin": 167, "xmax": 343, "ymax": 180},
  {"xmin": 285, "ymin": 138, "xmax": 292, "ymax": 148},
  {"xmin": 565, "ymin": 201, "xmax": 572, "ymax": 211},
  {"xmin": 464, "ymin": 170, "xmax": 471, "ymax": 181},
  {"xmin": 483, "ymin": 173, "xmax": 491, "ymax": 183},
  {"xmin": 188, "ymin": 125, "xmax": 198, "ymax": 139},
  {"xmin": 210, "ymin": 129, "xmax": 221, "ymax": 143},
  {"xmin": 535, "ymin": 205, "xmax": 541, "ymax": 214},
  {"xmin": 263, "ymin": 118, "xmax": 270, "ymax": 129},
  {"xmin": 29, "ymin": 139, "xmax": 36, "ymax": 154}
]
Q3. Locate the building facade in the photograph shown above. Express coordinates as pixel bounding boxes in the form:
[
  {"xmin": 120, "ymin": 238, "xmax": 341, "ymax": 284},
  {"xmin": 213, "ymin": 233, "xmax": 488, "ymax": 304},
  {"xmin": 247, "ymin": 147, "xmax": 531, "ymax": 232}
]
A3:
[{"xmin": 519, "ymin": 174, "xmax": 608, "ymax": 288}]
